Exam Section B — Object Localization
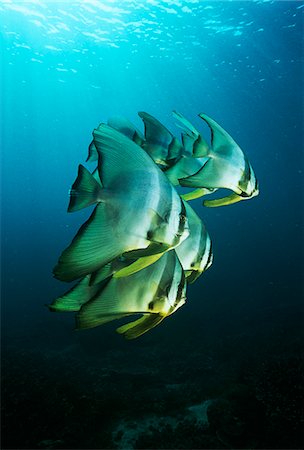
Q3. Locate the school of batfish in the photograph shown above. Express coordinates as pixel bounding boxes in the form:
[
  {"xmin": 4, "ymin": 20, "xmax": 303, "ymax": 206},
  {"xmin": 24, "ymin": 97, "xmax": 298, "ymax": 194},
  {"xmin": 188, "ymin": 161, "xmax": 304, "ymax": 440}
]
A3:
[{"xmin": 49, "ymin": 111, "xmax": 259, "ymax": 339}]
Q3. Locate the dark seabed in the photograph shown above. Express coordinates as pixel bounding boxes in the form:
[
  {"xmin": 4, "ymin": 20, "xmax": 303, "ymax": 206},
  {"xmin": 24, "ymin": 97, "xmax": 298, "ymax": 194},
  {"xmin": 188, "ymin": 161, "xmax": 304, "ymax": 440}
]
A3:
[{"xmin": 1, "ymin": 1, "xmax": 303, "ymax": 449}]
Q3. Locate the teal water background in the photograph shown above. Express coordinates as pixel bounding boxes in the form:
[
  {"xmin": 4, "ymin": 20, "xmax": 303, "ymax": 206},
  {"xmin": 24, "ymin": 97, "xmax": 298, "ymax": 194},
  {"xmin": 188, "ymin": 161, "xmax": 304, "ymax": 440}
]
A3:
[{"xmin": 1, "ymin": 2, "xmax": 303, "ymax": 449}]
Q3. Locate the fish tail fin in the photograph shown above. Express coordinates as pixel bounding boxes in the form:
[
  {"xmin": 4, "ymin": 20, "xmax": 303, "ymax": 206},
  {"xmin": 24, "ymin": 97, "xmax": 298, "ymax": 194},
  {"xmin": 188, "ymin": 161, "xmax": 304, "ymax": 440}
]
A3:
[
  {"xmin": 68, "ymin": 164, "xmax": 103, "ymax": 212},
  {"xmin": 116, "ymin": 314, "xmax": 165, "ymax": 339},
  {"xmin": 107, "ymin": 116, "xmax": 144, "ymax": 144}
]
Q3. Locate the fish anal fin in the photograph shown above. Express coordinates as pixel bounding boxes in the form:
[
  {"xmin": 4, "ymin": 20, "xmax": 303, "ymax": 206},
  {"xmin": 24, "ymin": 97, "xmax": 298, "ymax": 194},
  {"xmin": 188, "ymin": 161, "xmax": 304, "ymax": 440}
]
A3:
[
  {"xmin": 181, "ymin": 188, "xmax": 215, "ymax": 201},
  {"xmin": 203, "ymin": 192, "xmax": 243, "ymax": 207},
  {"xmin": 116, "ymin": 314, "xmax": 165, "ymax": 339},
  {"xmin": 114, "ymin": 253, "xmax": 163, "ymax": 278},
  {"xmin": 76, "ymin": 313, "xmax": 131, "ymax": 330}
]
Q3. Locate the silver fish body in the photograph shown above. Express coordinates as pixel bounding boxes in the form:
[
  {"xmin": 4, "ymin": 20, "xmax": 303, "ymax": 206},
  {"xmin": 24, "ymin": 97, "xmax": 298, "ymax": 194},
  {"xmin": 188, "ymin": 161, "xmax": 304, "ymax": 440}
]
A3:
[
  {"xmin": 176, "ymin": 202, "xmax": 213, "ymax": 283},
  {"xmin": 75, "ymin": 251, "xmax": 186, "ymax": 339},
  {"xmin": 179, "ymin": 113, "xmax": 259, "ymax": 207},
  {"xmin": 53, "ymin": 125, "xmax": 189, "ymax": 282}
]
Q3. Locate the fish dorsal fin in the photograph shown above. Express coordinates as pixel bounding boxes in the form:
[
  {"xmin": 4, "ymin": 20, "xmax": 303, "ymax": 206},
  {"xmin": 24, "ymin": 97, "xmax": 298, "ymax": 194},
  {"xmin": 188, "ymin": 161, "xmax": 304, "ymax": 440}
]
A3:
[
  {"xmin": 87, "ymin": 122, "xmax": 105, "ymax": 163},
  {"xmin": 93, "ymin": 124, "xmax": 158, "ymax": 188},
  {"xmin": 192, "ymin": 134, "xmax": 210, "ymax": 158},
  {"xmin": 172, "ymin": 110, "xmax": 199, "ymax": 139},
  {"xmin": 139, "ymin": 111, "xmax": 172, "ymax": 146},
  {"xmin": 173, "ymin": 111, "xmax": 209, "ymax": 157},
  {"xmin": 133, "ymin": 130, "xmax": 145, "ymax": 146},
  {"xmin": 168, "ymin": 137, "xmax": 184, "ymax": 162},
  {"xmin": 199, "ymin": 113, "xmax": 241, "ymax": 156},
  {"xmin": 68, "ymin": 165, "xmax": 103, "ymax": 213},
  {"xmin": 107, "ymin": 116, "xmax": 144, "ymax": 142},
  {"xmin": 182, "ymin": 133, "xmax": 195, "ymax": 155},
  {"xmin": 138, "ymin": 111, "xmax": 173, "ymax": 163}
]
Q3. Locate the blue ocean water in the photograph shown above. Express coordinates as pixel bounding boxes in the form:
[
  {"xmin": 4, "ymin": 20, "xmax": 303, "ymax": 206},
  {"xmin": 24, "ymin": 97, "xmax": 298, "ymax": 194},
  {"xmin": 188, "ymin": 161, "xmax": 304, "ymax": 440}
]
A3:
[{"xmin": 1, "ymin": 1, "xmax": 303, "ymax": 449}]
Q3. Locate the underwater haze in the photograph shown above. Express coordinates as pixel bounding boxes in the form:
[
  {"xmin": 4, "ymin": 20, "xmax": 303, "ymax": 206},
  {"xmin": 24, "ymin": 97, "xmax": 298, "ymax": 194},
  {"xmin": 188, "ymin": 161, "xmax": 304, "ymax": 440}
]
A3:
[{"xmin": 1, "ymin": 1, "xmax": 303, "ymax": 449}]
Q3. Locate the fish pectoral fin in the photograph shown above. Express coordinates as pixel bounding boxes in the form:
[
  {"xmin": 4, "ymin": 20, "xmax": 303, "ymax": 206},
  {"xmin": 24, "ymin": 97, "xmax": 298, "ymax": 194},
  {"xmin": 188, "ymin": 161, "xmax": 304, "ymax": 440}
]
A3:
[
  {"xmin": 113, "ymin": 253, "xmax": 164, "ymax": 278},
  {"xmin": 203, "ymin": 192, "xmax": 243, "ymax": 207},
  {"xmin": 68, "ymin": 164, "xmax": 103, "ymax": 213},
  {"xmin": 116, "ymin": 314, "xmax": 165, "ymax": 339},
  {"xmin": 107, "ymin": 116, "xmax": 140, "ymax": 140},
  {"xmin": 139, "ymin": 111, "xmax": 172, "ymax": 144}
]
